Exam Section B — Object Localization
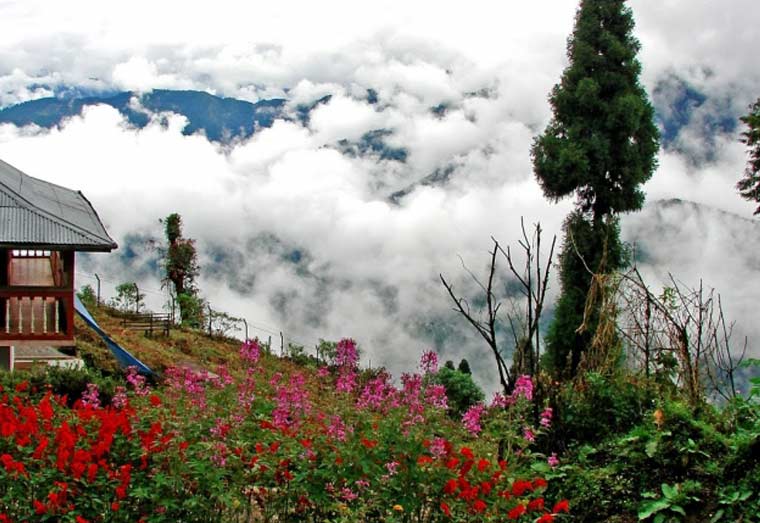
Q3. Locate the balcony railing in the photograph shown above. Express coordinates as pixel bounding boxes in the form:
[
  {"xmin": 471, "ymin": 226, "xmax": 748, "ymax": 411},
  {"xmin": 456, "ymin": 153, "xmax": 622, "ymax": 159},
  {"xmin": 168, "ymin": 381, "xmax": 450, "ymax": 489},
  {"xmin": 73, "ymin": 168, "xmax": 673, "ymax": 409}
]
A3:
[{"xmin": 0, "ymin": 288, "xmax": 74, "ymax": 341}]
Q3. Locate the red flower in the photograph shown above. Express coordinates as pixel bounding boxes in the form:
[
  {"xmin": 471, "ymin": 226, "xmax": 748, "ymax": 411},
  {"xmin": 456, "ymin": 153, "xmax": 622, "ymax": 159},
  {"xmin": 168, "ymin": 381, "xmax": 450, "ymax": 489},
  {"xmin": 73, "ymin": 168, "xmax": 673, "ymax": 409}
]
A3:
[
  {"xmin": 537, "ymin": 514, "xmax": 555, "ymax": 523},
  {"xmin": 533, "ymin": 477, "xmax": 548, "ymax": 489},
  {"xmin": 360, "ymin": 438, "xmax": 378, "ymax": 449},
  {"xmin": 472, "ymin": 499, "xmax": 487, "ymax": 513},
  {"xmin": 443, "ymin": 479, "xmax": 458, "ymax": 494},
  {"xmin": 440, "ymin": 501, "xmax": 452, "ymax": 517},
  {"xmin": 511, "ymin": 479, "xmax": 533, "ymax": 496},
  {"xmin": 111, "ymin": 502, "xmax": 120, "ymax": 511},
  {"xmin": 553, "ymin": 499, "xmax": 570, "ymax": 513},
  {"xmin": 445, "ymin": 457, "xmax": 460, "ymax": 470},
  {"xmin": 149, "ymin": 395, "xmax": 162, "ymax": 407},
  {"xmin": 33, "ymin": 500, "xmax": 46, "ymax": 515},
  {"xmin": 460, "ymin": 447, "xmax": 474, "ymax": 460},
  {"xmin": 417, "ymin": 455, "xmax": 433, "ymax": 465},
  {"xmin": 508, "ymin": 504, "xmax": 526, "ymax": 519},
  {"xmin": 477, "ymin": 458, "xmax": 490, "ymax": 472},
  {"xmin": 76, "ymin": 516, "xmax": 91, "ymax": 523},
  {"xmin": 527, "ymin": 497, "xmax": 545, "ymax": 511}
]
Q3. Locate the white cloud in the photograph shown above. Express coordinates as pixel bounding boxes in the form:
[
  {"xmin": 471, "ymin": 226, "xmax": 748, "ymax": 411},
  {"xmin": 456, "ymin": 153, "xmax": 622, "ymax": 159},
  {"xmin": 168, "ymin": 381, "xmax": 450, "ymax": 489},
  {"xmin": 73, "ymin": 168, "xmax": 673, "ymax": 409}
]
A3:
[{"xmin": 0, "ymin": 0, "xmax": 758, "ymax": 391}]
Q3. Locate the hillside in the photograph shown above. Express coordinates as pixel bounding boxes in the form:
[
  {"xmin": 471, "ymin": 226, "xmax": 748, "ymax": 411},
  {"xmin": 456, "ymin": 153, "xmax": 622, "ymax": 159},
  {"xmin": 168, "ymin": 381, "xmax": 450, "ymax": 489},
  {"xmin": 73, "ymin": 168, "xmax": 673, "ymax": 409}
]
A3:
[{"xmin": 73, "ymin": 305, "xmax": 246, "ymax": 374}]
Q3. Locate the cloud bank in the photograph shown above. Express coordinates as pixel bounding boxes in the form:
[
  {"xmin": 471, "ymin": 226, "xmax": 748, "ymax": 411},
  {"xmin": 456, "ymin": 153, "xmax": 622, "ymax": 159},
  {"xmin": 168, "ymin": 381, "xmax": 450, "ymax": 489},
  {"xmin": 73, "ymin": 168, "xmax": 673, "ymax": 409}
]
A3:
[{"xmin": 0, "ymin": 0, "xmax": 758, "ymax": 390}]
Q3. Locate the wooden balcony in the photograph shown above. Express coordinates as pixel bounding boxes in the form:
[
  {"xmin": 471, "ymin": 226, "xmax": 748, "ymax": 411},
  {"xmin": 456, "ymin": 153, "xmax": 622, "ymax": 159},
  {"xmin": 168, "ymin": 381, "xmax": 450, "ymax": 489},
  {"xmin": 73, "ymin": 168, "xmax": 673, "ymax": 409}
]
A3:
[
  {"xmin": 0, "ymin": 250, "xmax": 75, "ymax": 345},
  {"xmin": 0, "ymin": 288, "xmax": 74, "ymax": 342}
]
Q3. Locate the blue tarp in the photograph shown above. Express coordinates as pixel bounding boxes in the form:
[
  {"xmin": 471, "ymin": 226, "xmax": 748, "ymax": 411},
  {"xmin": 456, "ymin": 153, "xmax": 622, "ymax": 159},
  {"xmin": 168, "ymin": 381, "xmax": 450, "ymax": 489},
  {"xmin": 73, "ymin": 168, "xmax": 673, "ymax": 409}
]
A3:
[{"xmin": 73, "ymin": 295, "xmax": 154, "ymax": 375}]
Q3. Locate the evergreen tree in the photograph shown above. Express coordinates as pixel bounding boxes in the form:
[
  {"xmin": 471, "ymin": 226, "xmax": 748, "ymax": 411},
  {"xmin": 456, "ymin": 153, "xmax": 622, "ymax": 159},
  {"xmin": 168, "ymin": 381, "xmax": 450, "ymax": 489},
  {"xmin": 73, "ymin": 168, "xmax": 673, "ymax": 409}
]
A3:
[
  {"xmin": 737, "ymin": 98, "xmax": 760, "ymax": 214},
  {"xmin": 532, "ymin": 0, "xmax": 659, "ymax": 377}
]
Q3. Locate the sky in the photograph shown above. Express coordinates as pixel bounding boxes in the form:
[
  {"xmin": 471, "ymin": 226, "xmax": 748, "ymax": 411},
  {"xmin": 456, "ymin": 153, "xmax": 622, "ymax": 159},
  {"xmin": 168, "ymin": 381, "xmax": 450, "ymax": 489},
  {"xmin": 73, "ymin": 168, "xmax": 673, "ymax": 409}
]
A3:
[{"xmin": 0, "ymin": 0, "xmax": 758, "ymax": 390}]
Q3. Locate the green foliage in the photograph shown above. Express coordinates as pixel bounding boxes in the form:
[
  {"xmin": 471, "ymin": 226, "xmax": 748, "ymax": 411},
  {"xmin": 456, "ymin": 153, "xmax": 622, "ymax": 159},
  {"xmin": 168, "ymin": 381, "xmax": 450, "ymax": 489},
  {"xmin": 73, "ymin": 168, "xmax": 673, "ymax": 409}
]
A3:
[
  {"xmin": 737, "ymin": 98, "xmax": 760, "ymax": 214},
  {"xmin": 177, "ymin": 292, "xmax": 205, "ymax": 328},
  {"xmin": 432, "ymin": 366, "xmax": 484, "ymax": 418},
  {"xmin": 531, "ymin": 0, "xmax": 659, "ymax": 219},
  {"xmin": 544, "ymin": 213, "xmax": 626, "ymax": 377},
  {"xmin": 77, "ymin": 283, "xmax": 97, "ymax": 308},
  {"xmin": 162, "ymin": 213, "xmax": 201, "ymax": 324},
  {"xmin": 317, "ymin": 339, "xmax": 338, "ymax": 363},
  {"xmin": 164, "ymin": 212, "xmax": 182, "ymax": 243},
  {"xmin": 557, "ymin": 372, "xmax": 652, "ymax": 445},
  {"xmin": 0, "ymin": 366, "xmax": 121, "ymax": 405},
  {"xmin": 638, "ymin": 481, "xmax": 702, "ymax": 523},
  {"xmin": 110, "ymin": 281, "xmax": 145, "ymax": 313},
  {"xmin": 457, "ymin": 358, "xmax": 472, "ymax": 375}
]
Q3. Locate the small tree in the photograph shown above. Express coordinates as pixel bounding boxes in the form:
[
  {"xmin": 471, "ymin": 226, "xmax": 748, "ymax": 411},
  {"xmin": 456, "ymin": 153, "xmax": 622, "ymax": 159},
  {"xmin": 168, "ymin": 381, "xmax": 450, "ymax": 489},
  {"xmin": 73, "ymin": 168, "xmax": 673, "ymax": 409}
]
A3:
[
  {"xmin": 77, "ymin": 284, "xmax": 97, "ymax": 309},
  {"xmin": 110, "ymin": 282, "xmax": 144, "ymax": 313},
  {"xmin": 162, "ymin": 213, "xmax": 201, "ymax": 325},
  {"xmin": 431, "ymin": 366, "xmax": 484, "ymax": 418},
  {"xmin": 737, "ymin": 98, "xmax": 760, "ymax": 214}
]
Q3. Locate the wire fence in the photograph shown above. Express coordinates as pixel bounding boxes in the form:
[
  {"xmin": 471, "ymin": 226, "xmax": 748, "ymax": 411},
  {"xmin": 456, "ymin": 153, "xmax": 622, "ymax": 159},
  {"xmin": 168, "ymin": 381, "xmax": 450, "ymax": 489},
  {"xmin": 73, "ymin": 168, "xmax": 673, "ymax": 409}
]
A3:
[{"xmin": 74, "ymin": 269, "xmax": 324, "ymax": 357}]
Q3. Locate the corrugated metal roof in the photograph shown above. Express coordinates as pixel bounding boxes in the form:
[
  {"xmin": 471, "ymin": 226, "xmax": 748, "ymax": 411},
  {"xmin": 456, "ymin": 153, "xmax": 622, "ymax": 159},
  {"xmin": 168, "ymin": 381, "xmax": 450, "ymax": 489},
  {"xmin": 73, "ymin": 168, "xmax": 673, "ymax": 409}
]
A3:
[{"xmin": 0, "ymin": 158, "xmax": 117, "ymax": 251}]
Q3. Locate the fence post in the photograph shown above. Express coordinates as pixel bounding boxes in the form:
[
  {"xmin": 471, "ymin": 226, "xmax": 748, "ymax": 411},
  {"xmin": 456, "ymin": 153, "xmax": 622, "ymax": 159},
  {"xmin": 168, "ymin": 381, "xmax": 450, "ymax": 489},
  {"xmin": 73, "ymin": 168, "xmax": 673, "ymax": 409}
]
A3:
[{"xmin": 94, "ymin": 274, "xmax": 101, "ymax": 306}]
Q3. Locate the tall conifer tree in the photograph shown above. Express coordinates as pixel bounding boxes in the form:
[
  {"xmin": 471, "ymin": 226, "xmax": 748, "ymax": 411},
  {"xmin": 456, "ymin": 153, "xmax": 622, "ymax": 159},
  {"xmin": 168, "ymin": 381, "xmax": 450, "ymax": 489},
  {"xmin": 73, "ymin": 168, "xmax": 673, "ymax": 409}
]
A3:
[
  {"xmin": 531, "ymin": 0, "xmax": 659, "ymax": 377},
  {"xmin": 737, "ymin": 98, "xmax": 760, "ymax": 214}
]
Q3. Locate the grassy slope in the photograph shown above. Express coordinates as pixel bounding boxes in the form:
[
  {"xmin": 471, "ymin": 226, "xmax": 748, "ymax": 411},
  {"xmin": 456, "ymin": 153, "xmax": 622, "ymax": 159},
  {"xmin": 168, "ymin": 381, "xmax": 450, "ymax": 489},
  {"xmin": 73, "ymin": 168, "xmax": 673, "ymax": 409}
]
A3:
[{"xmin": 73, "ymin": 306, "xmax": 247, "ymax": 375}]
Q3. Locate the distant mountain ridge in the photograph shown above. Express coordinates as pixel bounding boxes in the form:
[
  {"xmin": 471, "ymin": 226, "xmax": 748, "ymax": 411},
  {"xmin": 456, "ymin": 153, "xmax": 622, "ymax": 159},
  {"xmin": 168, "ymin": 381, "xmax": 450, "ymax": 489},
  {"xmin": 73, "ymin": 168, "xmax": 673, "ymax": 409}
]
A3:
[{"xmin": 0, "ymin": 90, "xmax": 287, "ymax": 142}]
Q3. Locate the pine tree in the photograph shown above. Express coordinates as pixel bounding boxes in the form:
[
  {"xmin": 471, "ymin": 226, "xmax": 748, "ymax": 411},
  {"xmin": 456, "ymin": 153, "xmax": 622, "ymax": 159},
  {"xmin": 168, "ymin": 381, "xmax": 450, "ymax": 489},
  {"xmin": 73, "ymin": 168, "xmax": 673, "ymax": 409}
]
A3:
[
  {"xmin": 737, "ymin": 98, "xmax": 760, "ymax": 214},
  {"xmin": 531, "ymin": 0, "xmax": 659, "ymax": 377}
]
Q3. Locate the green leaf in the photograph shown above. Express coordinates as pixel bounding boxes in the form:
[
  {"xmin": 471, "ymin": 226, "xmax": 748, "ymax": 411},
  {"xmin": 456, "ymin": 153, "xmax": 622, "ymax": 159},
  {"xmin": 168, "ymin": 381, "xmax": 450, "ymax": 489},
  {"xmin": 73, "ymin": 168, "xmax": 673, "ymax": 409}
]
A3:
[
  {"xmin": 653, "ymin": 514, "xmax": 666, "ymax": 523},
  {"xmin": 710, "ymin": 509, "xmax": 725, "ymax": 523},
  {"xmin": 638, "ymin": 499, "xmax": 670, "ymax": 520},
  {"xmin": 662, "ymin": 483, "xmax": 678, "ymax": 499},
  {"xmin": 646, "ymin": 439, "xmax": 659, "ymax": 458},
  {"xmin": 670, "ymin": 504, "xmax": 686, "ymax": 516}
]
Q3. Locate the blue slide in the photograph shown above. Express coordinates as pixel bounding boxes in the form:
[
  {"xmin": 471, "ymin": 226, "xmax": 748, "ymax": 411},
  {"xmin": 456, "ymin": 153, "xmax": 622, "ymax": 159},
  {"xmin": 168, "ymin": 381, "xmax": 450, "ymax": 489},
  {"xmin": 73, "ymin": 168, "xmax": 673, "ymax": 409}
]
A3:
[{"xmin": 73, "ymin": 295, "xmax": 154, "ymax": 375}]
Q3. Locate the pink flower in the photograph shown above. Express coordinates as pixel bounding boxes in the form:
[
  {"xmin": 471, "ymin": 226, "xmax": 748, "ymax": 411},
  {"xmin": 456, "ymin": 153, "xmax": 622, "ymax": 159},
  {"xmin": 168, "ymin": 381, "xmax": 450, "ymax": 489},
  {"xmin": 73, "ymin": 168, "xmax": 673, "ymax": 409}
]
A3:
[
  {"xmin": 540, "ymin": 407, "xmax": 553, "ymax": 428},
  {"xmin": 419, "ymin": 350, "xmax": 439, "ymax": 374},
  {"xmin": 81, "ymin": 383, "xmax": 100, "ymax": 408},
  {"xmin": 523, "ymin": 427, "xmax": 535, "ymax": 443},
  {"xmin": 462, "ymin": 404, "xmax": 486, "ymax": 436},
  {"xmin": 491, "ymin": 392, "xmax": 510, "ymax": 408},
  {"xmin": 111, "ymin": 386, "xmax": 128, "ymax": 409},
  {"xmin": 547, "ymin": 453, "xmax": 559, "ymax": 468},
  {"xmin": 335, "ymin": 338, "xmax": 359, "ymax": 368},
  {"xmin": 335, "ymin": 339, "xmax": 359, "ymax": 394},
  {"xmin": 357, "ymin": 372, "xmax": 399, "ymax": 411},
  {"xmin": 326, "ymin": 415, "xmax": 351, "ymax": 442},
  {"xmin": 512, "ymin": 375, "xmax": 533, "ymax": 401},
  {"xmin": 240, "ymin": 339, "xmax": 261, "ymax": 364},
  {"xmin": 425, "ymin": 384, "xmax": 448, "ymax": 410},
  {"xmin": 429, "ymin": 437, "xmax": 448, "ymax": 458},
  {"xmin": 126, "ymin": 366, "xmax": 150, "ymax": 396}
]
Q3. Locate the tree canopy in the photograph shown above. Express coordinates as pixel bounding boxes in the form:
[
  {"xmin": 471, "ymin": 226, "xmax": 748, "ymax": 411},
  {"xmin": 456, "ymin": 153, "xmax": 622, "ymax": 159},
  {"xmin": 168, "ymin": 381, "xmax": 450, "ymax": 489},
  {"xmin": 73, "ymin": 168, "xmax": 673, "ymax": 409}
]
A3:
[
  {"xmin": 532, "ymin": 0, "xmax": 659, "ymax": 222},
  {"xmin": 737, "ymin": 98, "xmax": 760, "ymax": 214}
]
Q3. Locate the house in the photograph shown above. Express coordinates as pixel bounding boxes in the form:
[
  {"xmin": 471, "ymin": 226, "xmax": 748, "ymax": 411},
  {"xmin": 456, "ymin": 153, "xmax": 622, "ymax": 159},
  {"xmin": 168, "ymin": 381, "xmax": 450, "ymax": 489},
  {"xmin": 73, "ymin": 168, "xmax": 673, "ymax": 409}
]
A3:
[{"xmin": 0, "ymin": 158, "xmax": 117, "ymax": 370}]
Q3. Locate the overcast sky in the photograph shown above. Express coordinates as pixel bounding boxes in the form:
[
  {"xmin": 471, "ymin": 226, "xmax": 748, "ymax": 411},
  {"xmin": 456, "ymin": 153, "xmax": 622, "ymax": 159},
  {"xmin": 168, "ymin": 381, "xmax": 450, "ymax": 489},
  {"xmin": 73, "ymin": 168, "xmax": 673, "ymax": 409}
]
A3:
[{"xmin": 0, "ymin": 0, "xmax": 758, "ymax": 389}]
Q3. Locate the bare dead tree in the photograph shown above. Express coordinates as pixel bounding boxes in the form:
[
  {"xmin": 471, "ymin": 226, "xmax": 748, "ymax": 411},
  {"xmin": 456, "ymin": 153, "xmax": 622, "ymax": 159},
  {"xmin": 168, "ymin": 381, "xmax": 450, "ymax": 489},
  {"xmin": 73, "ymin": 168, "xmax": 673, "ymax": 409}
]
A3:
[
  {"xmin": 440, "ymin": 220, "xmax": 556, "ymax": 394},
  {"xmin": 495, "ymin": 218, "xmax": 556, "ymax": 377},
  {"xmin": 616, "ymin": 267, "xmax": 746, "ymax": 406},
  {"xmin": 440, "ymin": 243, "xmax": 511, "ymax": 395}
]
